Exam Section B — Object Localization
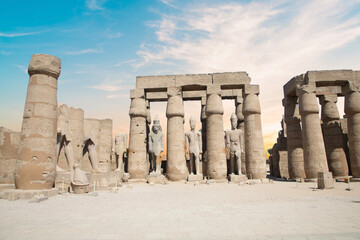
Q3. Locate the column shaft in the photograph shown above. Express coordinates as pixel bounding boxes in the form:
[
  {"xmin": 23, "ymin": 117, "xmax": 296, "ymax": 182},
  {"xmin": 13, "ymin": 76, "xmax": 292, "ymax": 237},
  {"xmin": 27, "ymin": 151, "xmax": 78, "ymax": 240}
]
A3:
[
  {"xmin": 243, "ymin": 93, "xmax": 267, "ymax": 179},
  {"xmin": 236, "ymin": 99, "xmax": 246, "ymax": 175},
  {"xmin": 166, "ymin": 87, "xmax": 187, "ymax": 181},
  {"xmin": 298, "ymin": 86, "xmax": 328, "ymax": 179},
  {"xmin": 15, "ymin": 54, "xmax": 61, "ymax": 190}
]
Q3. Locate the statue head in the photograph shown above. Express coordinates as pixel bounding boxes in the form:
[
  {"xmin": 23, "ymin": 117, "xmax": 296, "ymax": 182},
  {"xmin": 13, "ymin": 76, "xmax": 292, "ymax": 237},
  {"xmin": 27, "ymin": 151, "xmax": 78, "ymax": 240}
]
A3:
[
  {"xmin": 230, "ymin": 113, "xmax": 237, "ymax": 130},
  {"xmin": 152, "ymin": 115, "xmax": 162, "ymax": 134},
  {"xmin": 189, "ymin": 115, "xmax": 196, "ymax": 130}
]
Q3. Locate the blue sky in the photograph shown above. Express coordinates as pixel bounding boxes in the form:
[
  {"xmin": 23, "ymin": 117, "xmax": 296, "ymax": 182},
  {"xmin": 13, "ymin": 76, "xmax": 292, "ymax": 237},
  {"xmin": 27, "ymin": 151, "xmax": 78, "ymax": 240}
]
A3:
[{"xmin": 1, "ymin": 0, "xmax": 360, "ymax": 148}]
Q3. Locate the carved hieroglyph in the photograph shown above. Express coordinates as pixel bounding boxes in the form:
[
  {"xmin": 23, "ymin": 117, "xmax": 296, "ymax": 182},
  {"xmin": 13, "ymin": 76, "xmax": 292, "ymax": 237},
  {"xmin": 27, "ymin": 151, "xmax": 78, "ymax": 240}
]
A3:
[{"xmin": 15, "ymin": 54, "xmax": 61, "ymax": 190}]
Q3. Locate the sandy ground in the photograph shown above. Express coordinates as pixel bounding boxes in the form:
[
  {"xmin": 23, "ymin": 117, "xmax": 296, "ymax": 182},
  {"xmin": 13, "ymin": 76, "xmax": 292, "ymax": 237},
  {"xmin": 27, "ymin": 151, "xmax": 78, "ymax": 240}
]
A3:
[{"xmin": 0, "ymin": 180, "xmax": 360, "ymax": 240}]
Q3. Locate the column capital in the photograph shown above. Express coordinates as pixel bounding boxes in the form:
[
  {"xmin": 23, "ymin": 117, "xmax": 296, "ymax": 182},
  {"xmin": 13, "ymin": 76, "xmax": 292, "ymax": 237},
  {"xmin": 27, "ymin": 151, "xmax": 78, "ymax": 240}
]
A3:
[
  {"xmin": 130, "ymin": 89, "xmax": 145, "ymax": 99},
  {"xmin": 319, "ymin": 94, "xmax": 337, "ymax": 105},
  {"xmin": 244, "ymin": 84, "xmax": 259, "ymax": 95},
  {"xmin": 28, "ymin": 54, "xmax": 61, "ymax": 78},
  {"xmin": 207, "ymin": 85, "xmax": 221, "ymax": 95}
]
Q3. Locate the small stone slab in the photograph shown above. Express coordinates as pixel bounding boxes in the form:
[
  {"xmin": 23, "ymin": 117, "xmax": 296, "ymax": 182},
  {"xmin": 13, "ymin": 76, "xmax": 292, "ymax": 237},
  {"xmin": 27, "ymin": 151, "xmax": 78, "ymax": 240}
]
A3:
[
  {"xmin": 228, "ymin": 174, "xmax": 247, "ymax": 183},
  {"xmin": 147, "ymin": 173, "xmax": 168, "ymax": 184},
  {"xmin": 71, "ymin": 183, "xmax": 90, "ymax": 194},
  {"xmin": 188, "ymin": 174, "xmax": 204, "ymax": 182},
  {"xmin": 318, "ymin": 172, "xmax": 334, "ymax": 189}
]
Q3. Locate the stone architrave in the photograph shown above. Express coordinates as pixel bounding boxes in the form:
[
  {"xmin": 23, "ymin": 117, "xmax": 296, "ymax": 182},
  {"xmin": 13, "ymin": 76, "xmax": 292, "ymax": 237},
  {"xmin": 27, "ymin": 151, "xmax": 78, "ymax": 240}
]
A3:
[
  {"xmin": 235, "ymin": 97, "xmax": 246, "ymax": 175},
  {"xmin": 15, "ymin": 54, "xmax": 61, "ymax": 190},
  {"xmin": 205, "ymin": 86, "xmax": 227, "ymax": 180},
  {"xmin": 297, "ymin": 85, "xmax": 328, "ymax": 179},
  {"xmin": 243, "ymin": 86, "xmax": 267, "ymax": 179},
  {"xmin": 344, "ymin": 83, "xmax": 360, "ymax": 178},
  {"xmin": 283, "ymin": 97, "xmax": 306, "ymax": 179},
  {"xmin": 320, "ymin": 95, "xmax": 349, "ymax": 177},
  {"xmin": 166, "ymin": 87, "xmax": 188, "ymax": 181},
  {"xmin": 128, "ymin": 90, "xmax": 148, "ymax": 179}
]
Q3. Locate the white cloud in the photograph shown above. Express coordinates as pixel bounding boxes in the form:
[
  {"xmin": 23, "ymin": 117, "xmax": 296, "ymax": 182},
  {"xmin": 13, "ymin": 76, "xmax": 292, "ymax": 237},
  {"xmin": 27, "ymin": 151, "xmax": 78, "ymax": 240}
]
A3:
[
  {"xmin": 14, "ymin": 64, "xmax": 27, "ymax": 74},
  {"xmin": 65, "ymin": 48, "xmax": 102, "ymax": 55},
  {"xmin": 87, "ymin": 83, "xmax": 125, "ymax": 92},
  {"xmin": 138, "ymin": 0, "xmax": 360, "ymax": 144},
  {"xmin": 106, "ymin": 93, "xmax": 129, "ymax": 99},
  {"xmin": 86, "ymin": 0, "xmax": 104, "ymax": 10},
  {"xmin": 0, "ymin": 31, "xmax": 42, "ymax": 37},
  {"xmin": 159, "ymin": 0, "xmax": 178, "ymax": 9}
]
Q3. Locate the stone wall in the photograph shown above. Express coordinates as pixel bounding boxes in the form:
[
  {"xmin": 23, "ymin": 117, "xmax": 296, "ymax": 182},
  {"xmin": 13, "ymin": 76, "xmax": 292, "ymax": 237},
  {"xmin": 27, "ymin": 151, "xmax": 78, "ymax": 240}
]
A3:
[{"xmin": 0, "ymin": 128, "xmax": 21, "ymax": 184}]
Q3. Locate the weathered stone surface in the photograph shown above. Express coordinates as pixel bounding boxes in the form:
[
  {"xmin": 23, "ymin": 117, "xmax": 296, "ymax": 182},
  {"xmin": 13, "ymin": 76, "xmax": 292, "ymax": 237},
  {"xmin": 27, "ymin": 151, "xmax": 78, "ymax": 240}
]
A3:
[
  {"xmin": 0, "ymin": 127, "xmax": 20, "ymax": 184},
  {"xmin": 320, "ymin": 95, "xmax": 349, "ymax": 177},
  {"xmin": 206, "ymin": 92, "xmax": 227, "ymax": 180},
  {"xmin": 166, "ymin": 87, "xmax": 187, "ymax": 181},
  {"xmin": 187, "ymin": 173, "xmax": 203, "ymax": 182},
  {"xmin": 228, "ymin": 174, "xmax": 247, "ymax": 183},
  {"xmin": 317, "ymin": 171, "xmax": 334, "ymax": 189},
  {"xmin": 243, "ymin": 93, "xmax": 266, "ymax": 179},
  {"xmin": 298, "ymin": 85, "xmax": 328, "ymax": 179},
  {"xmin": 212, "ymin": 72, "xmax": 251, "ymax": 85},
  {"xmin": 15, "ymin": 54, "xmax": 61, "ymax": 190}
]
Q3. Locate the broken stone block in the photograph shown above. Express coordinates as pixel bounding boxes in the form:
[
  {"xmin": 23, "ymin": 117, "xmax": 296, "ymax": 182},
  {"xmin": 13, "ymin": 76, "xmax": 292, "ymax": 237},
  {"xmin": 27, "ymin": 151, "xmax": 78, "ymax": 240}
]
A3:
[{"xmin": 317, "ymin": 172, "xmax": 334, "ymax": 189}]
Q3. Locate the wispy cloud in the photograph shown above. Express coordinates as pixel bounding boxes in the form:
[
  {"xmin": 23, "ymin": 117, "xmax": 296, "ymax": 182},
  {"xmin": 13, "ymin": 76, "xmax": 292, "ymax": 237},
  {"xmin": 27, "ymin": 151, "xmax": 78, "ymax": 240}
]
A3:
[
  {"xmin": 87, "ymin": 82, "xmax": 127, "ymax": 92},
  {"xmin": 0, "ymin": 31, "xmax": 42, "ymax": 37},
  {"xmin": 159, "ymin": 0, "xmax": 178, "ymax": 9},
  {"xmin": 138, "ymin": 0, "xmax": 360, "ymax": 145},
  {"xmin": 86, "ymin": 0, "xmax": 105, "ymax": 11},
  {"xmin": 65, "ymin": 48, "xmax": 103, "ymax": 55},
  {"xmin": 1, "ymin": 50, "xmax": 11, "ymax": 55},
  {"xmin": 106, "ymin": 93, "xmax": 129, "ymax": 99},
  {"xmin": 114, "ymin": 59, "xmax": 136, "ymax": 67},
  {"xmin": 14, "ymin": 64, "xmax": 27, "ymax": 74}
]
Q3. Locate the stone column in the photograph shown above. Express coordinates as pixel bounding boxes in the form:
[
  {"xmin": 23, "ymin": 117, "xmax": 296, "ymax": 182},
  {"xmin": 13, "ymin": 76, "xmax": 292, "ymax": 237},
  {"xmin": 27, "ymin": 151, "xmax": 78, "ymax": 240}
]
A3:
[
  {"xmin": 344, "ymin": 83, "xmax": 360, "ymax": 178},
  {"xmin": 166, "ymin": 87, "xmax": 188, "ymax": 181},
  {"xmin": 235, "ymin": 96, "xmax": 246, "ymax": 175},
  {"xmin": 320, "ymin": 95, "xmax": 349, "ymax": 177},
  {"xmin": 205, "ymin": 86, "xmax": 227, "ymax": 180},
  {"xmin": 283, "ymin": 97, "xmax": 306, "ymax": 179},
  {"xmin": 242, "ymin": 85, "xmax": 267, "ymax": 179},
  {"xmin": 297, "ymin": 85, "xmax": 328, "ymax": 179},
  {"xmin": 128, "ymin": 89, "xmax": 148, "ymax": 180},
  {"xmin": 15, "ymin": 54, "xmax": 61, "ymax": 190},
  {"xmin": 200, "ymin": 97, "xmax": 207, "ymax": 177}
]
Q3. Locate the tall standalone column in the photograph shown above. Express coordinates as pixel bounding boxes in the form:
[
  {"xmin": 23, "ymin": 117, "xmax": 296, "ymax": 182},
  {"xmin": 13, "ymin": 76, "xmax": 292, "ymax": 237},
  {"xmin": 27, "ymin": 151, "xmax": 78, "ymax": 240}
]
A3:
[
  {"xmin": 128, "ymin": 89, "xmax": 148, "ymax": 180},
  {"xmin": 243, "ymin": 86, "xmax": 266, "ymax": 179},
  {"xmin": 235, "ymin": 96, "xmax": 246, "ymax": 175},
  {"xmin": 15, "ymin": 54, "xmax": 61, "ymax": 190},
  {"xmin": 205, "ymin": 86, "xmax": 227, "ymax": 180},
  {"xmin": 283, "ymin": 97, "xmax": 306, "ymax": 179},
  {"xmin": 166, "ymin": 87, "xmax": 188, "ymax": 181},
  {"xmin": 320, "ymin": 95, "xmax": 349, "ymax": 177},
  {"xmin": 344, "ymin": 83, "xmax": 360, "ymax": 178},
  {"xmin": 297, "ymin": 85, "xmax": 328, "ymax": 179},
  {"xmin": 200, "ymin": 98, "xmax": 207, "ymax": 177}
]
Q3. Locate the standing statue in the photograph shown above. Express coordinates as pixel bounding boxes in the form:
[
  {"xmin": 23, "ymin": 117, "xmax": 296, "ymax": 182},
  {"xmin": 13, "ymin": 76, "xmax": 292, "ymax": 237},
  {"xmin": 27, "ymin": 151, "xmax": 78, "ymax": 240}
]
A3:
[
  {"xmin": 57, "ymin": 128, "xmax": 75, "ymax": 181},
  {"xmin": 226, "ymin": 113, "xmax": 244, "ymax": 175},
  {"xmin": 83, "ymin": 137, "xmax": 104, "ymax": 173},
  {"xmin": 148, "ymin": 115, "xmax": 164, "ymax": 175},
  {"xmin": 185, "ymin": 116, "xmax": 202, "ymax": 175},
  {"xmin": 114, "ymin": 133, "xmax": 127, "ymax": 172}
]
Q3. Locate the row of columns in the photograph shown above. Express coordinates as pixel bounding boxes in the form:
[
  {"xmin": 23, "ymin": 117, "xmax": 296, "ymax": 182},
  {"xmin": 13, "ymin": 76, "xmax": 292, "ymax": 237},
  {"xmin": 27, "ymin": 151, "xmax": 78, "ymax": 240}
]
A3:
[
  {"xmin": 284, "ymin": 83, "xmax": 360, "ymax": 180},
  {"xmin": 128, "ymin": 86, "xmax": 267, "ymax": 181}
]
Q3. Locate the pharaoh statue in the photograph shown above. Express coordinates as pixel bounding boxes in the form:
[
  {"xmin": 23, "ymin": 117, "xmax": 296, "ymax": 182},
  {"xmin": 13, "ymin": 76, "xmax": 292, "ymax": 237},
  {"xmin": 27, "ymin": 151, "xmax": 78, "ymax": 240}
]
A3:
[
  {"xmin": 57, "ymin": 128, "xmax": 75, "ymax": 180},
  {"xmin": 114, "ymin": 133, "xmax": 127, "ymax": 172},
  {"xmin": 185, "ymin": 116, "xmax": 202, "ymax": 175},
  {"xmin": 72, "ymin": 162, "xmax": 89, "ymax": 185},
  {"xmin": 225, "ymin": 113, "xmax": 244, "ymax": 175},
  {"xmin": 148, "ymin": 115, "xmax": 164, "ymax": 175},
  {"xmin": 83, "ymin": 137, "xmax": 104, "ymax": 173}
]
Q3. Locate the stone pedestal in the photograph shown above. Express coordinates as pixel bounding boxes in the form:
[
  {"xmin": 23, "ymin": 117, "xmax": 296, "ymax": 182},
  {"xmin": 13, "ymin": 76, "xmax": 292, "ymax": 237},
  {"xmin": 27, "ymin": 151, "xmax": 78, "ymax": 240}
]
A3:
[
  {"xmin": 243, "ymin": 88, "xmax": 267, "ymax": 179},
  {"xmin": 187, "ymin": 174, "xmax": 203, "ymax": 182},
  {"xmin": 15, "ymin": 54, "xmax": 61, "ymax": 190},
  {"xmin": 228, "ymin": 174, "xmax": 247, "ymax": 183},
  {"xmin": 298, "ymin": 86, "xmax": 328, "ymax": 179},
  {"xmin": 205, "ymin": 87, "xmax": 227, "ymax": 180},
  {"xmin": 147, "ymin": 172, "xmax": 168, "ymax": 184},
  {"xmin": 71, "ymin": 183, "xmax": 89, "ymax": 194},
  {"xmin": 317, "ymin": 171, "xmax": 334, "ymax": 189},
  {"xmin": 128, "ymin": 90, "xmax": 148, "ymax": 180},
  {"xmin": 166, "ymin": 87, "xmax": 188, "ymax": 181},
  {"xmin": 345, "ymin": 84, "xmax": 360, "ymax": 178},
  {"xmin": 283, "ymin": 97, "xmax": 306, "ymax": 179},
  {"xmin": 320, "ymin": 95, "xmax": 349, "ymax": 177}
]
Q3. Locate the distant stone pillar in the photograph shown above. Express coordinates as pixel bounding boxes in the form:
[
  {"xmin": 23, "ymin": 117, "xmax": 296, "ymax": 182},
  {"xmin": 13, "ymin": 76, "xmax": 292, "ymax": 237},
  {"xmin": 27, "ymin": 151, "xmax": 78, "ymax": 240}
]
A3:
[
  {"xmin": 344, "ymin": 83, "xmax": 360, "ymax": 178},
  {"xmin": 128, "ymin": 89, "xmax": 148, "ymax": 180},
  {"xmin": 297, "ymin": 85, "xmax": 328, "ymax": 179},
  {"xmin": 235, "ymin": 96, "xmax": 246, "ymax": 175},
  {"xmin": 283, "ymin": 97, "xmax": 306, "ymax": 179},
  {"xmin": 15, "ymin": 54, "xmax": 61, "ymax": 190},
  {"xmin": 200, "ymin": 98, "xmax": 207, "ymax": 177},
  {"xmin": 320, "ymin": 95, "xmax": 349, "ymax": 177},
  {"xmin": 205, "ymin": 86, "xmax": 227, "ymax": 180},
  {"xmin": 243, "ymin": 85, "xmax": 267, "ymax": 179},
  {"xmin": 166, "ymin": 87, "xmax": 188, "ymax": 181}
]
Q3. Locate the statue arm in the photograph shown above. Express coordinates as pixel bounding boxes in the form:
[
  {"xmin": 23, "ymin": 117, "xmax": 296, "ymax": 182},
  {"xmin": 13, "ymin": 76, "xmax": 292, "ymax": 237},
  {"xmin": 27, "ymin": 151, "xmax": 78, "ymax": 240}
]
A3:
[{"xmin": 161, "ymin": 133, "xmax": 164, "ymax": 152}]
